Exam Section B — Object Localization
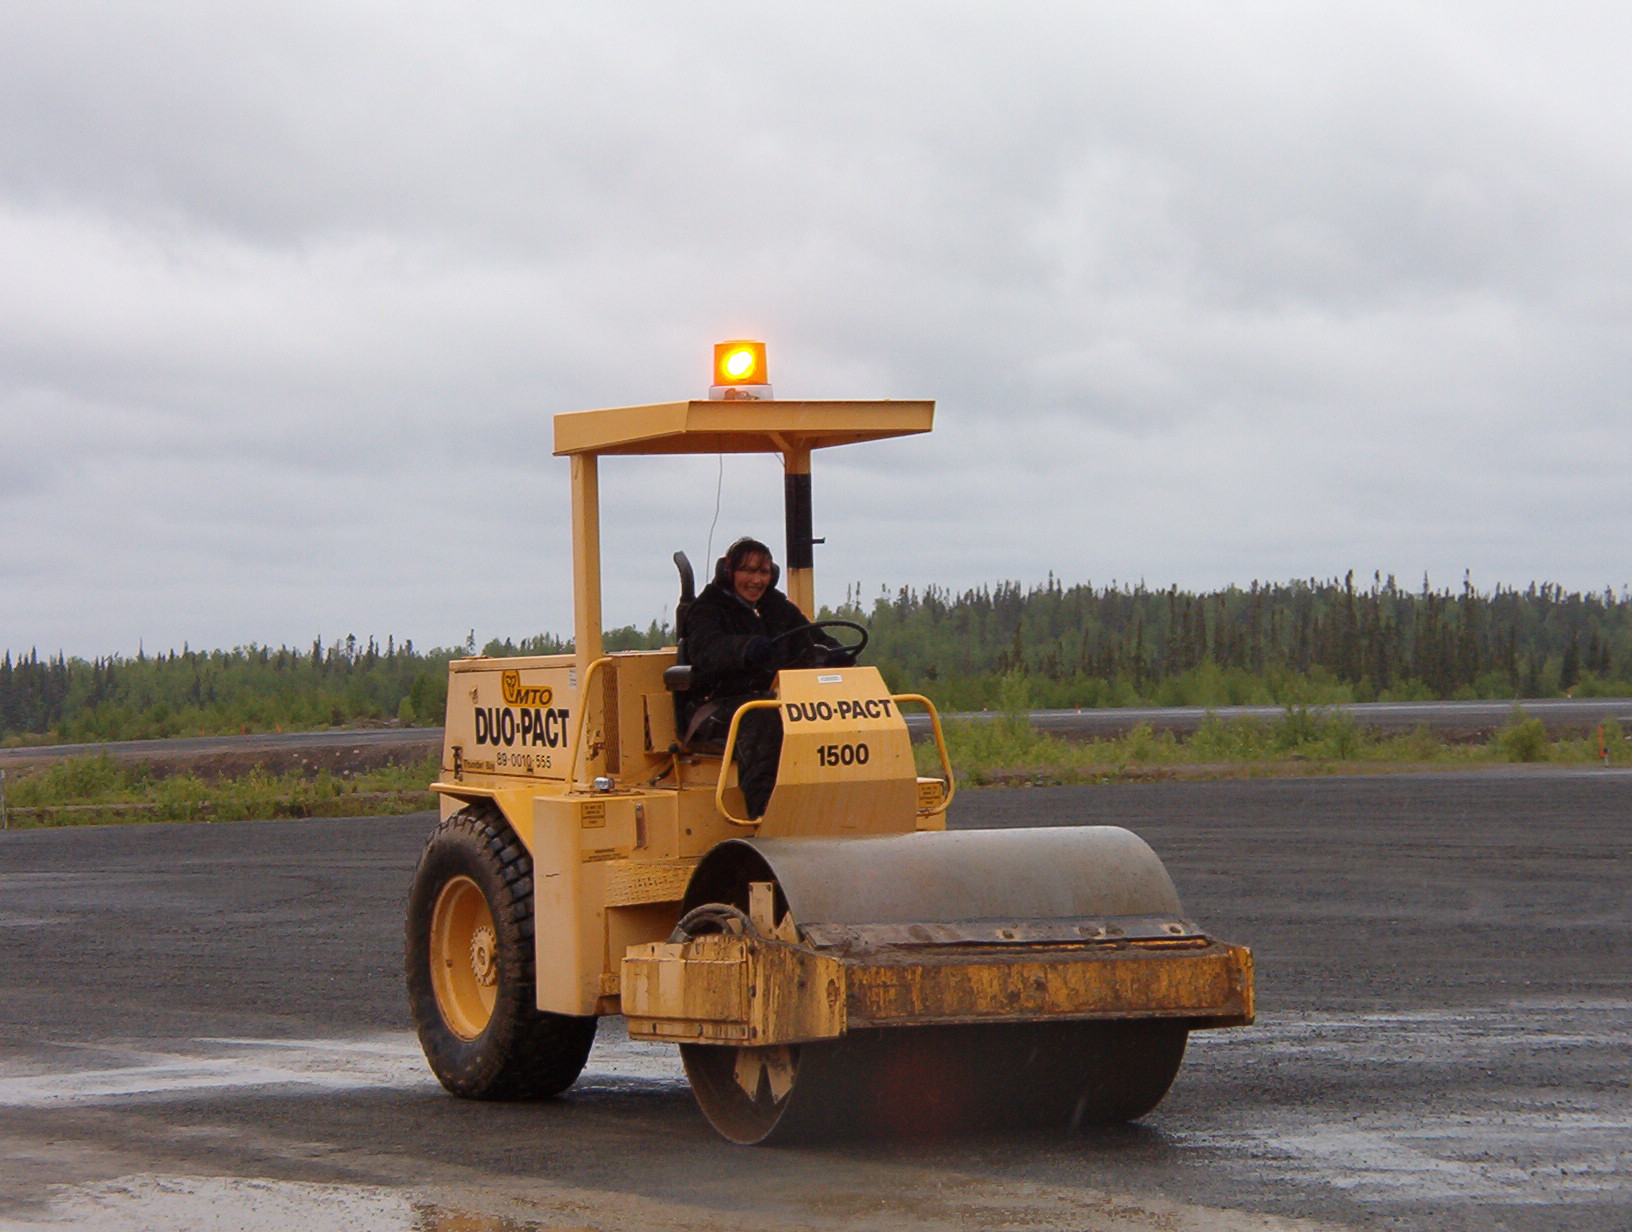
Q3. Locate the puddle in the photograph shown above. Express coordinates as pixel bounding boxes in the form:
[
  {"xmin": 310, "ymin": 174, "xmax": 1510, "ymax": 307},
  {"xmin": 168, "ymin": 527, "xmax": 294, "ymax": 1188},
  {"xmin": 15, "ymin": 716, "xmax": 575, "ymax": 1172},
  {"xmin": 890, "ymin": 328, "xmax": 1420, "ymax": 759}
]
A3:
[
  {"xmin": 0, "ymin": 1176, "xmax": 583, "ymax": 1232},
  {"xmin": 0, "ymin": 1172, "xmax": 1331, "ymax": 1232}
]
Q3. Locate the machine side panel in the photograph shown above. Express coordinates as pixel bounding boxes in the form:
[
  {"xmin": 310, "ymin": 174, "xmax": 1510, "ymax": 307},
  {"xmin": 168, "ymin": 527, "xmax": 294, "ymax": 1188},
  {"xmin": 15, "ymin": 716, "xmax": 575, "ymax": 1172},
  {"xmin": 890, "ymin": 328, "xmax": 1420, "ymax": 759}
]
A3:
[
  {"xmin": 531, "ymin": 794, "xmax": 599, "ymax": 1015},
  {"xmin": 532, "ymin": 788, "xmax": 720, "ymax": 1015},
  {"xmin": 607, "ymin": 650, "xmax": 678, "ymax": 776},
  {"xmin": 443, "ymin": 659, "xmax": 578, "ymax": 784}
]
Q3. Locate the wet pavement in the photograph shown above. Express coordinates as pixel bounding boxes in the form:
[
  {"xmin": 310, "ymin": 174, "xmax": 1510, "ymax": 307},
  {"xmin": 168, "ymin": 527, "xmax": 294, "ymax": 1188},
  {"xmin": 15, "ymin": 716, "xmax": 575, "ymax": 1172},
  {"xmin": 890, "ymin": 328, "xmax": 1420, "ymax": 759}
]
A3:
[{"xmin": 1, "ymin": 770, "xmax": 1628, "ymax": 1230}]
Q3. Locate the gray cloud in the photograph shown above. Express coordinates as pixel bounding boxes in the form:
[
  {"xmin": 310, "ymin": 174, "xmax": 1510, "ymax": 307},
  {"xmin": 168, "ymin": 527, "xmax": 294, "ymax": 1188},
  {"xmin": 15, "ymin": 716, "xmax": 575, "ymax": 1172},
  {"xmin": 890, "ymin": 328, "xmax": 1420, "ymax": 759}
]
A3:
[{"xmin": 3, "ymin": 2, "xmax": 1630, "ymax": 656}]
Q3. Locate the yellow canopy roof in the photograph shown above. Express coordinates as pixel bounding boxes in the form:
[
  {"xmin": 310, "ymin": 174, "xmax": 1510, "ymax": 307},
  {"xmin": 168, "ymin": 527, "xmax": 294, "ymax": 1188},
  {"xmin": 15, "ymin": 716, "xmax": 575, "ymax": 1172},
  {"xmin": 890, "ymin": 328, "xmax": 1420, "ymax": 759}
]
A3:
[{"xmin": 553, "ymin": 399, "xmax": 934, "ymax": 457}]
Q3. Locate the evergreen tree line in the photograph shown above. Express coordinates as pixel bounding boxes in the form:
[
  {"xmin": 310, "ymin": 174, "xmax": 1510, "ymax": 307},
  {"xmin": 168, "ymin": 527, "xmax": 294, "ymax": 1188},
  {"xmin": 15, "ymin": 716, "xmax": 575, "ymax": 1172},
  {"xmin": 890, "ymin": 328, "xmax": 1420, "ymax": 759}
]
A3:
[
  {"xmin": 0, "ymin": 623, "xmax": 670, "ymax": 744},
  {"xmin": 4, "ymin": 573, "xmax": 1630, "ymax": 742},
  {"xmin": 0, "ymin": 634, "xmax": 455, "ymax": 743},
  {"xmin": 831, "ymin": 570, "xmax": 1632, "ymax": 710}
]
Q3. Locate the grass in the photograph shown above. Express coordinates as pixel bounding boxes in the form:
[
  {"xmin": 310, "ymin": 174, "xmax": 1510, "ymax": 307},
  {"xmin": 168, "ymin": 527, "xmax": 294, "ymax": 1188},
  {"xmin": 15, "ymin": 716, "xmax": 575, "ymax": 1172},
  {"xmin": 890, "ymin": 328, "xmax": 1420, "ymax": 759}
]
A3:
[
  {"xmin": 1, "ymin": 754, "xmax": 439, "ymax": 828},
  {"xmin": 914, "ymin": 701, "xmax": 1632, "ymax": 787},
  {"xmin": 4, "ymin": 703, "xmax": 1624, "ymax": 828}
]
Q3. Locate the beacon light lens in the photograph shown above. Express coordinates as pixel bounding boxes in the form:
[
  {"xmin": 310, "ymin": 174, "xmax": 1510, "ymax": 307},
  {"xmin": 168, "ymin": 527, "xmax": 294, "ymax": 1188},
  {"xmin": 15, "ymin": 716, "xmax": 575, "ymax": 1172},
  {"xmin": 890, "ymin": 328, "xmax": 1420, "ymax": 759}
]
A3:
[{"xmin": 713, "ymin": 340, "xmax": 767, "ymax": 386}]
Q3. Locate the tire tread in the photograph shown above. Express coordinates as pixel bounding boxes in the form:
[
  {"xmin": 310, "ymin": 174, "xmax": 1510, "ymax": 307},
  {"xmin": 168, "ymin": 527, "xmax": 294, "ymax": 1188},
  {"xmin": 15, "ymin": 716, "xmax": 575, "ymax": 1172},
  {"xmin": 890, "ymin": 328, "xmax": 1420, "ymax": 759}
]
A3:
[{"xmin": 405, "ymin": 805, "xmax": 596, "ymax": 1100}]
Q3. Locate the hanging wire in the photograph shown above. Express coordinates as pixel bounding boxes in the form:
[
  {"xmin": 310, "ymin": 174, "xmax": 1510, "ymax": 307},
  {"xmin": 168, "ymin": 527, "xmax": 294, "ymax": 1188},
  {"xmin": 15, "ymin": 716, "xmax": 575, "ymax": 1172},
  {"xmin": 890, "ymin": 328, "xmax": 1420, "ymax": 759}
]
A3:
[{"xmin": 705, "ymin": 453, "xmax": 724, "ymax": 566}]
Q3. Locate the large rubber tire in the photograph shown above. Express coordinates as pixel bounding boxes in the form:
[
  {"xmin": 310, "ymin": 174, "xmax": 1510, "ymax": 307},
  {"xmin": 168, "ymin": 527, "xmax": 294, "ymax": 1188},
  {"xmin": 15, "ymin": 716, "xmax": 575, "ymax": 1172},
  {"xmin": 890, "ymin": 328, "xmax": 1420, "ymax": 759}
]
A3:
[{"xmin": 405, "ymin": 805, "xmax": 596, "ymax": 1099}]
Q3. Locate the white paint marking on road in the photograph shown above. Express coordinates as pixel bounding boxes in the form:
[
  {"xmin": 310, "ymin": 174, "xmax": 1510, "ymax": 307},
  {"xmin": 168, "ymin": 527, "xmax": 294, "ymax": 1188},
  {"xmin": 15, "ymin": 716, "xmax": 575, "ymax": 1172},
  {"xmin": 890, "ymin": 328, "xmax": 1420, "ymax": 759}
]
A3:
[
  {"xmin": 1191, "ymin": 999, "xmax": 1632, "ymax": 1063},
  {"xmin": 0, "ymin": 1054, "xmax": 429, "ymax": 1107},
  {"xmin": 0, "ymin": 1031, "xmax": 686, "ymax": 1108},
  {"xmin": 1265, "ymin": 1125, "xmax": 1537, "ymax": 1198},
  {"xmin": 192, "ymin": 1035, "xmax": 426, "ymax": 1056},
  {"xmin": 1175, "ymin": 1000, "xmax": 1632, "ymax": 1207},
  {"xmin": 203, "ymin": 1030, "xmax": 689, "ymax": 1083},
  {"xmin": 0, "ymin": 1036, "xmax": 434, "ymax": 1107},
  {"xmin": 1176, "ymin": 1109, "xmax": 1632, "ymax": 1207}
]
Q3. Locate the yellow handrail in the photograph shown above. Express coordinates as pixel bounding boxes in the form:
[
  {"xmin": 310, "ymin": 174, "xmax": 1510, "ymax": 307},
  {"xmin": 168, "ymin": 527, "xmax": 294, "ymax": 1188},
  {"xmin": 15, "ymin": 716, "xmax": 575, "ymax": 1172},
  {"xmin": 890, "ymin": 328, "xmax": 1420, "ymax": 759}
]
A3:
[
  {"xmin": 892, "ymin": 693, "xmax": 956, "ymax": 817},
  {"xmin": 713, "ymin": 693, "xmax": 957, "ymax": 824},
  {"xmin": 566, "ymin": 656, "xmax": 614, "ymax": 789},
  {"xmin": 713, "ymin": 698, "xmax": 783, "ymax": 827}
]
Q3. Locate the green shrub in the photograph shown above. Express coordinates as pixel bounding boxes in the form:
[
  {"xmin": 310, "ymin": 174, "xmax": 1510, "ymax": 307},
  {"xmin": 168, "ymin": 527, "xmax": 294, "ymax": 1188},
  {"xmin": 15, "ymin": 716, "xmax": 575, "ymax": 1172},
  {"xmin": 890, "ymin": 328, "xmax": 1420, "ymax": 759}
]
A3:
[
  {"xmin": 1272, "ymin": 706, "xmax": 1321, "ymax": 751},
  {"xmin": 1396, "ymin": 723, "xmax": 1445, "ymax": 761},
  {"xmin": 1495, "ymin": 707, "xmax": 1550, "ymax": 763},
  {"xmin": 1118, "ymin": 721, "xmax": 1154, "ymax": 761},
  {"xmin": 8, "ymin": 754, "xmax": 133, "ymax": 805},
  {"xmin": 1188, "ymin": 714, "xmax": 1269, "ymax": 760},
  {"xmin": 155, "ymin": 773, "xmax": 211, "ymax": 820},
  {"xmin": 1310, "ymin": 712, "xmax": 1365, "ymax": 759}
]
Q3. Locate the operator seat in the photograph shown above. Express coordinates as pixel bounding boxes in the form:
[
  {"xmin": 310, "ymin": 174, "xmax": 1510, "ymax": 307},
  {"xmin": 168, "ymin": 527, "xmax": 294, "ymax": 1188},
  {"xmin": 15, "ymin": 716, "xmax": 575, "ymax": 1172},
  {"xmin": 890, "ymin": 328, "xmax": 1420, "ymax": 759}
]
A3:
[{"xmin": 664, "ymin": 552, "xmax": 727, "ymax": 753}]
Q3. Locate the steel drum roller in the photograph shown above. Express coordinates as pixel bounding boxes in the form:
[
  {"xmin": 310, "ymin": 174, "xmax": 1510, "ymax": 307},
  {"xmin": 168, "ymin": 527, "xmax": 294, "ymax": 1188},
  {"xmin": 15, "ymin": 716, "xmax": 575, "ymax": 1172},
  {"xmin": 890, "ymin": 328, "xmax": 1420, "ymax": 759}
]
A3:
[
  {"xmin": 690, "ymin": 826, "xmax": 1184, "ymax": 922},
  {"xmin": 679, "ymin": 826, "xmax": 1195, "ymax": 1143}
]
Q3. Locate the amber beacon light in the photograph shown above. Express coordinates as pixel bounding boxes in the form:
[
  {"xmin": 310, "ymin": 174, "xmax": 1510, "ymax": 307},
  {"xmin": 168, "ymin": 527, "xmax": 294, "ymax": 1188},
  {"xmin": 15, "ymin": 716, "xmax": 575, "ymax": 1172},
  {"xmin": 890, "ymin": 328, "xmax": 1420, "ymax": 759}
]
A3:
[{"xmin": 709, "ymin": 340, "xmax": 773, "ymax": 400}]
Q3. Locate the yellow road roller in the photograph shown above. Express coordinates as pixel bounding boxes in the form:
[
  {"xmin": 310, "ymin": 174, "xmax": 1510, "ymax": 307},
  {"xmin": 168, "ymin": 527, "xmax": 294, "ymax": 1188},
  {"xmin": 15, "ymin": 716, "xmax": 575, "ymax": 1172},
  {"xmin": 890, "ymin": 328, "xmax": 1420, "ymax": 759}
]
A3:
[{"xmin": 406, "ymin": 343, "xmax": 1253, "ymax": 1143}]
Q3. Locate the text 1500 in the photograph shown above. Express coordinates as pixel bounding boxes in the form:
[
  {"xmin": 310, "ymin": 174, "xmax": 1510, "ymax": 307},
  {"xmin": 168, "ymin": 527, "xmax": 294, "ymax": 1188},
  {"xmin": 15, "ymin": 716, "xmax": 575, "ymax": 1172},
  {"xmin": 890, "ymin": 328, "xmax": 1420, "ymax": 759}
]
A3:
[{"xmin": 816, "ymin": 742, "xmax": 870, "ymax": 767}]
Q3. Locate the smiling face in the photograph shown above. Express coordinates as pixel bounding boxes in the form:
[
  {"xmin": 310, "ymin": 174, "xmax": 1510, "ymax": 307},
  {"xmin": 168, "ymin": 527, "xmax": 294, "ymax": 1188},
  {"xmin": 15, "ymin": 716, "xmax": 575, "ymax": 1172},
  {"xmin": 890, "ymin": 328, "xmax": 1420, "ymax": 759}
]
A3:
[{"xmin": 731, "ymin": 551, "xmax": 774, "ymax": 604}]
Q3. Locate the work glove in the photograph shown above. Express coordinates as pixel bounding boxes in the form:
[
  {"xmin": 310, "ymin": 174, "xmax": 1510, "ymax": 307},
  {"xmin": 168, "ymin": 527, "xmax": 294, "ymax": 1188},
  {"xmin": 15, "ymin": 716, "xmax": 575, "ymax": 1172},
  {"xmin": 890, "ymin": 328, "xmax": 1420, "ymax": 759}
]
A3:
[{"xmin": 742, "ymin": 636, "xmax": 776, "ymax": 670}]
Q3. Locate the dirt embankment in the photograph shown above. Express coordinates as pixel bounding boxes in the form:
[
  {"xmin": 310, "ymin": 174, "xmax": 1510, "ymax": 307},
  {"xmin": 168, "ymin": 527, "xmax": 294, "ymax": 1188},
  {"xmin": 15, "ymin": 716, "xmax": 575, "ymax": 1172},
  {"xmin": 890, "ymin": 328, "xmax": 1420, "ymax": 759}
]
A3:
[
  {"xmin": 141, "ymin": 736, "xmax": 441, "ymax": 782},
  {"xmin": 0, "ymin": 730, "xmax": 442, "ymax": 782}
]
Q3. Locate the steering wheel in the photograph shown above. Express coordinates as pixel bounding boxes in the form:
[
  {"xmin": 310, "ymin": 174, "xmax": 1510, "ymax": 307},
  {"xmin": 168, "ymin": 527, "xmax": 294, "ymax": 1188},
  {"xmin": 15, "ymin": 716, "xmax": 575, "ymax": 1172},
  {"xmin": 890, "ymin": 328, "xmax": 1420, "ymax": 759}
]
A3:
[{"xmin": 768, "ymin": 619, "xmax": 869, "ymax": 669}]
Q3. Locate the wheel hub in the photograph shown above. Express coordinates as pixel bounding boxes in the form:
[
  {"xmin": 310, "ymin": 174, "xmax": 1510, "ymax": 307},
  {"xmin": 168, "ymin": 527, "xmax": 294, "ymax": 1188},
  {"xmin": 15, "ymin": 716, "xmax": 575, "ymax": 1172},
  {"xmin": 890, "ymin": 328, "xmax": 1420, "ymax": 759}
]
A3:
[
  {"xmin": 428, "ymin": 873, "xmax": 499, "ymax": 1041},
  {"xmin": 469, "ymin": 924, "xmax": 498, "ymax": 987}
]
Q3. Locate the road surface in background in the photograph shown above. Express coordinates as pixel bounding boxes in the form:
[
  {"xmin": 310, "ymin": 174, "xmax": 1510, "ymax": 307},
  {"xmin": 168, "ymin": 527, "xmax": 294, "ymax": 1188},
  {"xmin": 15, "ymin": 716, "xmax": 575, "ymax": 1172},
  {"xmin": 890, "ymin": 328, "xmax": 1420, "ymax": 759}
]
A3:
[
  {"xmin": 4, "ymin": 696, "xmax": 1630, "ymax": 771},
  {"xmin": 1015, "ymin": 696, "xmax": 1632, "ymax": 737}
]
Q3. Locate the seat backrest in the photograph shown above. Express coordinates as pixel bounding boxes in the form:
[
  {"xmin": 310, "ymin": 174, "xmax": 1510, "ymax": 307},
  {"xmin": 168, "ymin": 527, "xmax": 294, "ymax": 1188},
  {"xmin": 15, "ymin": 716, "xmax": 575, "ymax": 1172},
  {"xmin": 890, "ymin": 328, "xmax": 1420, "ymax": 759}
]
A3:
[
  {"xmin": 673, "ymin": 551, "xmax": 696, "ymax": 665},
  {"xmin": 667, "ymin": 552, "xmax": 708, "ymax": 748}
]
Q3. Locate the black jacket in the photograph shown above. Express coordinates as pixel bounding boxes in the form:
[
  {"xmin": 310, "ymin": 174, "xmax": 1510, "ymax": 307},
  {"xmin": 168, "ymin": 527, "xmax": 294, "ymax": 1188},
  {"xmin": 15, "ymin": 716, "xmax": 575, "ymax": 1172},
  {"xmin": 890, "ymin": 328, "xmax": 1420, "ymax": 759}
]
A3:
[{"xmin": 685, "ymin": 582, "xmax": 833, "ymax": 698}]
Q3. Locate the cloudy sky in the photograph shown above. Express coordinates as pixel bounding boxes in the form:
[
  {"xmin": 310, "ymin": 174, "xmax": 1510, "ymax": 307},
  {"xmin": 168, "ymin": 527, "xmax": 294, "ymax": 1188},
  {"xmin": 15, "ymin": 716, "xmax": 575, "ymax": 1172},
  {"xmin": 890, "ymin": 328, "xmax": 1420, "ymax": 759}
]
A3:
[{"xmin": 3, "ymin": 2, "xmax": 1629, "ymax": 659}]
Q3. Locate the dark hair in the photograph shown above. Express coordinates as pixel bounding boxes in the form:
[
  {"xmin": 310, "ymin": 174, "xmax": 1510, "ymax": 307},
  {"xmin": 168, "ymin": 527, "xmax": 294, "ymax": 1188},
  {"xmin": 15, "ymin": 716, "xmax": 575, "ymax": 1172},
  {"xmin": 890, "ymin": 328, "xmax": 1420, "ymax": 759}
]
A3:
[
  {"xmin": 715, "ymin": 537, "xmax": 778, "ymax": 588},
  {"xmin": 726, "ymin": 537, "xmax": 772, "ymax": 570}
]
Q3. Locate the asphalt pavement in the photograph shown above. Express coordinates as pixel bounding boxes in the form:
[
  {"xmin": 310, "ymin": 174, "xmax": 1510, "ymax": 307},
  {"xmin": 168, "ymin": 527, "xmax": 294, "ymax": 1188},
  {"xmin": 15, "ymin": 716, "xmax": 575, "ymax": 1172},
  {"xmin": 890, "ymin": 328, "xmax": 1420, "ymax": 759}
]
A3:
[{"xmin": 0, "ymin": 769, "xmax": 1628, "ymax": 1230}]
